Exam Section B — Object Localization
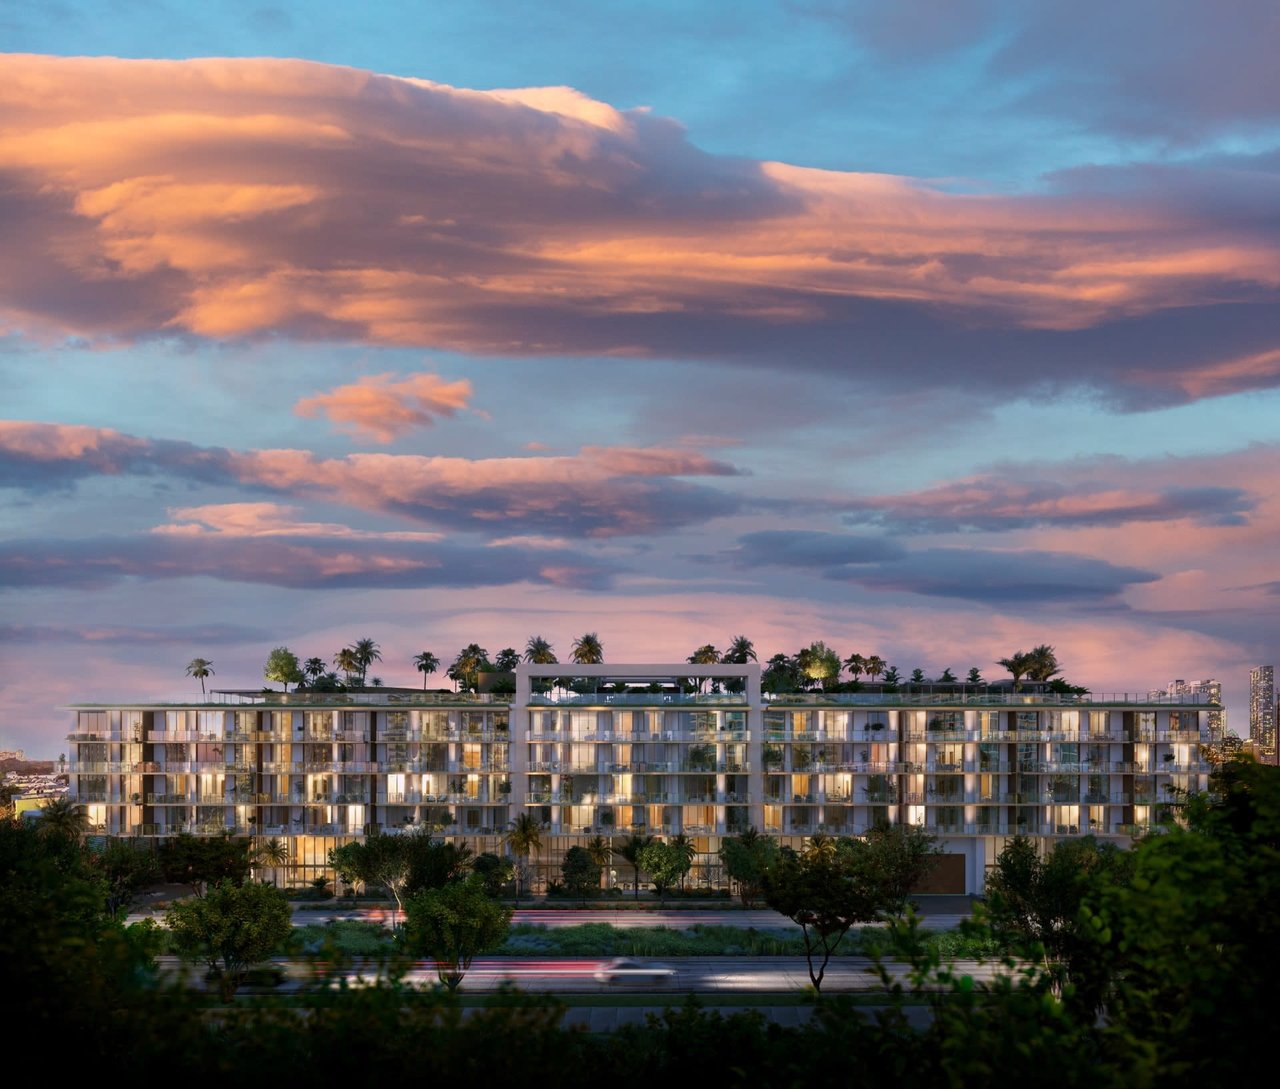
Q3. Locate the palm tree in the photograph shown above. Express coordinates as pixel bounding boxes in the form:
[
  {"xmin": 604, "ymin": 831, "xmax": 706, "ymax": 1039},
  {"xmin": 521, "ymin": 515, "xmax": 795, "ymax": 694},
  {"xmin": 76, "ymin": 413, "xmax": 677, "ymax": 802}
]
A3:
[
  {"xmin": 585, "ymin": 834, "xmax": 613, "ymax": 891},
  {"xmin": 571, "ymin": 632, "xmax": 604, "ymax": 665},
  {"xmin": 352, "ymin": 638, "xmax": 381, "ymax": 685},
  {"xmin": 723, "ymin": 635, "xmax": 757, "ymax": 664},
  {"xmin": 38, "ymin": 796, "xmax": 89, "ymax": 841},
  {"xmin": 185, "ymin": 658, "xmax": 214, "ymax": 695},
  {"xmin": 524, "ymin": 635, "xmax": 558, "ymax": 664},
  {"xmin": 303, "ymin": 658, "xmax": 326, "ymax": 686},
  {"xmin": 998, "ymin": 650, "xmax": 1032, "ymax": 691},
  {"xmin": 670, "ymin": 832, "xmax": 697, "ymax": 891},
  {"xmin": 687, "ymin": 645, "xmax": 720, "ymax": 665},
  {"xmin": 503, "ymin": 813, "xmax": 544, "ymax": 901},
  {"xmin": 864, "ymin": 655, "xmax": 887, "ymax": 682},
  {"xmin": 1025, "ymin": 645, "xmax": 1062, "ymax": 683},
  {"xmin": 449, "ymin": 644, "xmax": 490, "ymax": 693},
  {"xmin": 494, "ymin": 648, "xmax": 521, "ymax": 672},
  {"xmin": 413, "ymin": 651, "xmax": 440, "ymax": 690},
  {"xmin": 618, "ymin": 832, "xmax": 653, "ymax": 900},
  {"xmin": 967, "ymin": 667, "xmax": 984, "ymax": 684},
  {"xmin": 333, "ymin": 647, "xmax": 360, "ymax": 684},
  {"xmin": 802, "ymin": 832, "xmax": 838, "ymax": 862},
  {"xmin": 844, "ymin": 653, "xmax": 866, "ymax": 681},
  {"xmin": 938, "ymin": 667, "xmax": 958, "ymax": 683},
  {"xmin": 252, "ymin": 837, "xmax": 290, "ymax": 886}
]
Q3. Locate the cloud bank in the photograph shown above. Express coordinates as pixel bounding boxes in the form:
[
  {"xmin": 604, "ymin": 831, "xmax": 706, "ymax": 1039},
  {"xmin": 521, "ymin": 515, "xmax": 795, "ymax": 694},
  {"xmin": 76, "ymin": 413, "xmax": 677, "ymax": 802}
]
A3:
[{"xmin": 2, "ymin": 55, "xmax": 1279, "ymax": 404}]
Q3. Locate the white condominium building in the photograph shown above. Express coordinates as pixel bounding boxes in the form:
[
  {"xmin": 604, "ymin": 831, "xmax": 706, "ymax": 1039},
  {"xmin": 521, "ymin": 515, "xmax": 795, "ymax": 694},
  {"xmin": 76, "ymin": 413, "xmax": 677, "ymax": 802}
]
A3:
[{"xmin": 66, "ymin": 662, "xmax": 1215, "ymax": 894}]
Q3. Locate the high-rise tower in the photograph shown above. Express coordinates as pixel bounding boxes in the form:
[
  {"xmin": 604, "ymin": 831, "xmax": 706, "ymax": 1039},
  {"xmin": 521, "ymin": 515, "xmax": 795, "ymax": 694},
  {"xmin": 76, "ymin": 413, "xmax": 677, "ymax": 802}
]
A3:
[{"xmin": 1249, "ymin": 666, "xmax": 1275, "ymax": 760}]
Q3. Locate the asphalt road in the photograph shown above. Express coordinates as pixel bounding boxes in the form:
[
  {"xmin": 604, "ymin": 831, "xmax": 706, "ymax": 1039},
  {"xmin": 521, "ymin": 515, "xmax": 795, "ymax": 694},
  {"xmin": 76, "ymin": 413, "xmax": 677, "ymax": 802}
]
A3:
[{"xmin": 161, "ymin": 954, "xmax": 1002, "ymax": 994}]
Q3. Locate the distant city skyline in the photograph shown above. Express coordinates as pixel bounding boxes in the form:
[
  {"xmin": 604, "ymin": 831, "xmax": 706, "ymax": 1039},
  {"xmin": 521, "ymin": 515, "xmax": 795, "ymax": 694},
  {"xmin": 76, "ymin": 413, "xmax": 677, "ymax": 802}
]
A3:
[{"xmin": 2, "ymin": 3, "xmax": 1278, "ymax": 755}]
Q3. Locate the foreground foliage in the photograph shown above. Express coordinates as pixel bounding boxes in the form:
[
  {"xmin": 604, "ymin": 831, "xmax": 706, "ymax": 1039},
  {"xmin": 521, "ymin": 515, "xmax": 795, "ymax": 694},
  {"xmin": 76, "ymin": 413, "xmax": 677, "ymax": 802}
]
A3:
[{"xmin": 2, "ymin": 756, "xmax": 1274, "ymax": 1084}]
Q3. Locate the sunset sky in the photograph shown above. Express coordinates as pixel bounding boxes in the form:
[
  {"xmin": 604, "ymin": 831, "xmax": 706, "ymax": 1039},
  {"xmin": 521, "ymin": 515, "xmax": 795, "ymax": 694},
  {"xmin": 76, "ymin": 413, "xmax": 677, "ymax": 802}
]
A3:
[{"xmin": 3, "ymin": 1, "xmax": 1278, "ymax": 755}]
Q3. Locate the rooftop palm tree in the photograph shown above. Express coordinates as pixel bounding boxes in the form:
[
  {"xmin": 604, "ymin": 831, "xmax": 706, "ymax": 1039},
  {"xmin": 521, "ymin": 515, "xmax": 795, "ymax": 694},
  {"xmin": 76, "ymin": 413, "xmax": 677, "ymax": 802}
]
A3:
[
  {"xmin": 864, "ymin": 655, "xmax": 887, "ymax": 682},
  {"xmin": 844, "ymin": 653, "xmax": 866, "ymax": 681},
  {"xmin": 449, "ymin": 644, "xmax": 490, "ymax": 693},
  {"xmin": 998, "ymin": 650, "xmax": 1032, "ymax": 691},
  {"xmin": 571, "ymin": 632, "xmax": 604, "ymax": 665},
  {"xmin": 413, "ymin": 650, "xmax": 440, "ymax": 690},
  {"xmin": 1025, "ymin": 644, "xmax": 1062, "ymax": 683},
  {"xmin": 687, "ymin": 644, "xmax": 720, "ymax": 664},
  {"xmin": 333, "ymin": 647, "xmax": 361, "ymax": 684},
  {"xmin": 723, "ymin": 635, "xmax": 757, "ymax": 664},
  {"xmin": 352, "ymin": 638, "xmax": 381, "ymax": 685},
  {"xmin": 524, "ymin": 635, "xmax": 558, "ymax": 664},
  {"xmin": 303, "ymin": 658, "xmax": 326, "ymax": 685},
  {"xmin": 967, "ymin": 666, "xmax": 984, "ymax": 684},
  {"xmin": 185, "ymin": 658, "xmax": 214, "ymax": 695},
  {"xmin": 494, "ymin": 648, "xmax": 521, "ymax": 672},
  {"xmin": 503, "ymin": 813, "xmax": 544, "ymax": 902}
]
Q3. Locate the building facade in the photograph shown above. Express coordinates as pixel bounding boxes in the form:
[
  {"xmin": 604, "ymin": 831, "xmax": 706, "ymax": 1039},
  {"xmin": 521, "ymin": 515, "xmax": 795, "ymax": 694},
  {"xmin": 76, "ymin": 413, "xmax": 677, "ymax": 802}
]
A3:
[
  {"xmin": 66, "ymin": 662, "xmax": 1215, "ymax": 894},
  {"xmin": 1153, "ymin": 678, "xmax": 1225, "ymax": 742},
  {"xmin": 1249, "ymin": 666, "xmax": 1275, "ymax": 760}
]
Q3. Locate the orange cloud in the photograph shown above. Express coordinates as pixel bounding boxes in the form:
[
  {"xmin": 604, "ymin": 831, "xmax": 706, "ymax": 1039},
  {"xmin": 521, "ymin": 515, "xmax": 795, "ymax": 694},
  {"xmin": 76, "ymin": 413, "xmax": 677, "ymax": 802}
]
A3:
[
  {"xmin": 2, "ymin": 55, "xmax": 1278, "ymax": 401},
  {"xmin": 294, "ymin": 372, "xmax": 473, "ymax": 442}
]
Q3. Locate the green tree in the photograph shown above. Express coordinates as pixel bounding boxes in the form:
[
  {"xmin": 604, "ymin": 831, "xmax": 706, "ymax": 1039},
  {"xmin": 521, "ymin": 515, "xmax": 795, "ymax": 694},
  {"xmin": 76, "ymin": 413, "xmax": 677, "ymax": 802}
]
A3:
[
  {"xmin": 185, "ymin": 657, "xmax": 214, "ymax": 695},
  {"xmin": 166, "ymin": 879, "xmax": 291, "ymax": 1000},
  {"xmin": 881, "ymin": 665, "xmax": 902, "ymax": 689},
  {"xmin": 89, "ymin": 836, "xmax": 161, "ymax": 915},
  {"xmin": 761, "ymin": 652, "xmax": 800, "ymax": 693},
  {"xmin": 159, "ymin": 832, "xmax": 252, "ymax": 897},
  {"xmin": 938, "ymin": 667, "xmax": 957, "ymax": 683},
  {"xmin": 401, "ymin": 876, "xmax": 512, "ymax": 992},
  {"xmin": 981, "ymin": 834, "xmax": 1134, "ymax": 1010},
  {"xmin": 843, "ymin": 653, "xmax": 866, "ymax": 681},
  {"xmin": 762, "ymin": 827, "xmax": 938, "ymax": 991},
  {"xmin": 719, "ymin": 827, "xmax": 780, "ymax": 906},
  {"xmin": 723, "ymin": 635, "xmax": 757, "ymax": 664},
  {"xmin": 449, "ymin": 643, "xmax": 491, "ymax": 692},
  {"xmin": 864, "ymin": 655, "xmax": 886, "ymax": 682},
  {"xmin": 966, "ymin": 666, "xmax": 983, "ymax": 684},
  {"xmin": 503, "ymin": 813, "xmax": 543, "ymax": 901},
  {"xmin": 561, "ymin": 845, "xmax": 601, "ymax": 902},
  {"xmin": 909, "ymin": 667, "xmax": 926, "ymax": 684},
  {"xmin": 351, "ymin": 637, "xmax": 381, "ymax": 684},
  {"xmin": 472, "ymin": 852, "xmax": 514, "ymax": 898},
  {"xmin": 413, "ymin": 650, "xmax": 440, "ymax": 689},
  {"xmin": 302, "ymin": 657, "xmax": 326, "ymax": 685},
  {"xmin": 618, "ymin": 832, "xmax": 653, "ymax": 900},
  {"xmin": 636, "ymin": 840, "xmax": 689, "ymax": 904},
  {"xmin": 797, "ymin": 641, "xmax": 841, "ymax": 690},
  {"xmin": 328, "ymin": 840, "xmax": 371, "ymax": 905},
  {"xmin": 494, "ymin": 647, "xmax": 521, "ymax": 672},
  {"xmin": 264, "ymin": 646, "xmax": 303, "ymax": 691}
]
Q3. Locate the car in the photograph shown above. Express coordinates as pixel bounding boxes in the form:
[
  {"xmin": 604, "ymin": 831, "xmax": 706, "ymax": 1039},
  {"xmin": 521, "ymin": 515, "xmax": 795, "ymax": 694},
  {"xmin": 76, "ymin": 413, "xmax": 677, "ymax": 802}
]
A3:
[{"xmin": 593, "ymin": 957, "xmax": 678, "ymax": 985}]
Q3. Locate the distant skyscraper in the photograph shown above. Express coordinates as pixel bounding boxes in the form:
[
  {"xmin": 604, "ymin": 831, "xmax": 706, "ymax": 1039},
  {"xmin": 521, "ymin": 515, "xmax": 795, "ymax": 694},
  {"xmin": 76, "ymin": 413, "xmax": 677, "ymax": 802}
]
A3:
[
  {"xmin": 1250, "ymin": 666, "xmax": 1275, "ymax": 759},
  {"xmin": 1154, "ymin": 678, "xmax": 1225, "ymax": 742}
]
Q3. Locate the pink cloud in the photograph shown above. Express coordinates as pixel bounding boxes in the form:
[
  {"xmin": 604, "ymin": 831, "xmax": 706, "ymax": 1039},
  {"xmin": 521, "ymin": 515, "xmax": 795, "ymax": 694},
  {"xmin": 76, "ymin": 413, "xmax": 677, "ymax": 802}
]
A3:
[
  {"xmin": 1, "ymin": 56, "xmax": 1278, "ymax": 402},
  {"xmin": 294, "ymin": 372, "xmax": 473, "ymax": 442},
  {"xmin": 0, "ymin": 420, "xmax": 744, "ymax": 537}
]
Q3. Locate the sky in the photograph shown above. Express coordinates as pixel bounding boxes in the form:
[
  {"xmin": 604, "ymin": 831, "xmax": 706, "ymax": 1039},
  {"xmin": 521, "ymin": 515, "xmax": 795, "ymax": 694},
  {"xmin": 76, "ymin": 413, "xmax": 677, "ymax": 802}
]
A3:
[{"xmin": 2, "ymin": 1, "xmax": 1278, "ymax": 755}]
